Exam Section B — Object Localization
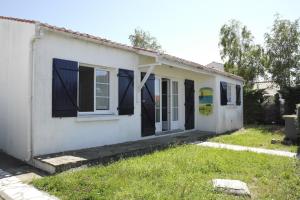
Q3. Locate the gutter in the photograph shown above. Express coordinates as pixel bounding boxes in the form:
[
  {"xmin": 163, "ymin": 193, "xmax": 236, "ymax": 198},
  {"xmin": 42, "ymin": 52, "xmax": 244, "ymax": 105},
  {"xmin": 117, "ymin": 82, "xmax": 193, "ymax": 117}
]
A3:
[{"xmin": 26, "ymin": 23, "xmax": 42, "ymax": 161}]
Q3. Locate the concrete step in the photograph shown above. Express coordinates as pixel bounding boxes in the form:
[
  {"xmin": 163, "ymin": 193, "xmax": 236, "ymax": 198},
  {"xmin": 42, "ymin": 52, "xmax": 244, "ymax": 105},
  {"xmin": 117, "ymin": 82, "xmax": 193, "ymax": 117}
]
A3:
[{"xmin": 33, "ymin": 130, "xmax": 212, "ymax": 174}]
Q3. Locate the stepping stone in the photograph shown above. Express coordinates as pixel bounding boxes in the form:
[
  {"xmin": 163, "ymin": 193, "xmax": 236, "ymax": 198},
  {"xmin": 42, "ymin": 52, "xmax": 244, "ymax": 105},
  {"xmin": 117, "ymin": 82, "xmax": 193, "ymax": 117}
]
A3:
[{"xmin": 212, "ymin": 179, "xmax": 251, "ymax": 197}]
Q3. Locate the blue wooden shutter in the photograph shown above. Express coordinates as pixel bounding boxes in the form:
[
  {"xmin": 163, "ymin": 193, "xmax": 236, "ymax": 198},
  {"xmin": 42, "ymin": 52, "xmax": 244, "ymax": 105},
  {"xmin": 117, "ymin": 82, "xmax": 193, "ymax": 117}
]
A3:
[
  {"xmin": 52, "ymin": 58, "xmax": 78, "ymax": 117},
  {"xmin": 141, "ymin": 72, "xmax": 155, "ymax": 136},
  {"xmin": 118, "ymin": 69, "xmax": 134, "ymax": 115},
  {"xmin": 236, "ymin": 85, "xmax": 241, "ymax": 105},
  {"xmin": 185, "ymin": 79, "xmax": 195, "ymax": 130},
  {"xmin": 220, "ymin": 81, "xmax": 228, "ymax": 106}
]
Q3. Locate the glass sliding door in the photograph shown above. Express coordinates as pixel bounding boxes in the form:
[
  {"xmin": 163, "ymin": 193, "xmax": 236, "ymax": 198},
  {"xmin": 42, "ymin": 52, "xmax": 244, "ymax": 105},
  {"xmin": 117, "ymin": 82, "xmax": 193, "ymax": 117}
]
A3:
[
  {"xmin": 171, "ymin": 80, "xmax": 180, "ymax": 130},
  {"xmin": 155, "ymin": 77, "xmax": 162, "ymax": 132}
]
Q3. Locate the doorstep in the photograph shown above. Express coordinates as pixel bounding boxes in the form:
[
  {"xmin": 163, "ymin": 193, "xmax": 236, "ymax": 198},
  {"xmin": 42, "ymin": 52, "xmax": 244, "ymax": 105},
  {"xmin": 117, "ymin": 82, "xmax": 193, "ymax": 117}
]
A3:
[{"xmin": 33, "ymin": 130, "xmax": 212, "ymax": 174}]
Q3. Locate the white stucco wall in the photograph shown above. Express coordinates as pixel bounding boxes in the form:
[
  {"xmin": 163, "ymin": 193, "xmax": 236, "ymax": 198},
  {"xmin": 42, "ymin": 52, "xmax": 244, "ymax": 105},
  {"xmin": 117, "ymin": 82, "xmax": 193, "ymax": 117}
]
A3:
[
  {"xmin": 32, "ymin": 29, "xmax": 227, "ymax": 156},
  {"xmin": 196, "ymin": 77, "xmax": 218, "ymax": 133},
  {"xmin": 216, "ymin": 75, "xmax": 243, "ymax": 133},
  {"xmin": 0, "ymin": 20, "xmax": 244, "ymax": 159},
  {"xmin": 0, "ymin": 20, "xmax": 35, "ymax": 160},
  {"xmin": 32, "ymin": 30, "xmax": 144, "ymax": 156}
]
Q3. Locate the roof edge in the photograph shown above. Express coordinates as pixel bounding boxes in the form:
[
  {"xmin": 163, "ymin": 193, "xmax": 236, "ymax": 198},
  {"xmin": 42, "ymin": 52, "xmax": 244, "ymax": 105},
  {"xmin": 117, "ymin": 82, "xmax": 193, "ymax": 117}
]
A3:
[{"xmin": 0, "ymin": 15, "xmax": 243, "ymax": 81}]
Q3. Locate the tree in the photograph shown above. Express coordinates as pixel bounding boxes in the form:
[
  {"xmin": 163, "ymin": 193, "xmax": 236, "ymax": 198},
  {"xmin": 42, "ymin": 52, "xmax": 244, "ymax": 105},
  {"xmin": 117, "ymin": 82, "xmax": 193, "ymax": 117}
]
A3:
[
  {"xmin": 219, "ymin": 20, "xmax": 265, "ymax": 88},
  {"xmin": 129, "ymin": 28, "xmax": 163, "ymax": 52},
  {"xmin": 265, "ymin": 15, "xmax": 300, "ymax": 89}
]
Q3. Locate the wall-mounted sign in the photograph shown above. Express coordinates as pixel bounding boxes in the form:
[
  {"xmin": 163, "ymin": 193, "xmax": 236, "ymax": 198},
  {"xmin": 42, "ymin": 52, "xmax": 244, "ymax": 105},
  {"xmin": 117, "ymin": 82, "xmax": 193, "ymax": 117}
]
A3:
[{"xmin": 199, "ymin": 87, "xmax": 213, "ymax": 115}]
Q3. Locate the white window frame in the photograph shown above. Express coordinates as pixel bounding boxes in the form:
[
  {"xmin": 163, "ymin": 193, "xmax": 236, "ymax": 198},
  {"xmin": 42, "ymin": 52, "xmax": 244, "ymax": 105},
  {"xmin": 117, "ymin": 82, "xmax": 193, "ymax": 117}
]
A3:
[{"xmin": 78, "ymin": 63, "xmax": 116, "ymax": 115}]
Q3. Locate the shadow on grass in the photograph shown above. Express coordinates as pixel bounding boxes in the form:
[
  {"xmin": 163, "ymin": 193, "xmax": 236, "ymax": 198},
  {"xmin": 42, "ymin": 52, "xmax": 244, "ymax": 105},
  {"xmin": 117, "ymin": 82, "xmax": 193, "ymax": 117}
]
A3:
[{"xmin": 245, "ymin": 124, "xmax": 284, "ymax": 134}]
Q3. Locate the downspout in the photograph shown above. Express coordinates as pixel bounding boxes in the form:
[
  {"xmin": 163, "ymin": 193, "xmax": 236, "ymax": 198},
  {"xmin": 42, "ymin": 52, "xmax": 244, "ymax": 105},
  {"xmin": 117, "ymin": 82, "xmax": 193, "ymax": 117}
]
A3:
[{"xmin": 26, "ymin": 22, "xmax": 42, "ymax": 161}]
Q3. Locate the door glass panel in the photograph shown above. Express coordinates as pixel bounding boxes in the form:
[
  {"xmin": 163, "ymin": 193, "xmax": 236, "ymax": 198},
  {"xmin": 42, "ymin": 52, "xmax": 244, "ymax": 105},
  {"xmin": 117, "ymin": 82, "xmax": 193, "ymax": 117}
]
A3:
[
  {"xmin": 155, "ymin": 78, "xmax": 160, "ymax": 122},
  {"xmin": 172, "ymin": 81, "xmax": 179, "ymax": 121},
  {"xmin": 172, "ymin": 108, "xmax": 178, "ymax": 121}
]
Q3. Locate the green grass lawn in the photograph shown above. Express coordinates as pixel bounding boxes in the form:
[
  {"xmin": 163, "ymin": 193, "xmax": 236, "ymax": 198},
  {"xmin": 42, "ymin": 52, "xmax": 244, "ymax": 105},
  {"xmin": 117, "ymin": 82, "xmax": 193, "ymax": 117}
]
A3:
[
  {"xmin": 209, "ymin": 125, "xmax": 299, "ymax": 153},
  {"xmin": 32, "ymin": 145, "xmax": 300, "ymax": 200}
]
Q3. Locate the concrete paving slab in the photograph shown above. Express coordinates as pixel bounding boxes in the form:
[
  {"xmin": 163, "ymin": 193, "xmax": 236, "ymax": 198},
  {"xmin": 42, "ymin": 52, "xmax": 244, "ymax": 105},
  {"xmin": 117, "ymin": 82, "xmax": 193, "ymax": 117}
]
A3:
[
  {"xmin": 212, "ymin": 179, "xmax": 251, "ymax": 196},
  {"xmin": 196, "ymin": 142, "xmax": 298, "ymax": 158},
  {"xmin": 0, "ymin": 169, "xmax": 58, "ymax": 200}
]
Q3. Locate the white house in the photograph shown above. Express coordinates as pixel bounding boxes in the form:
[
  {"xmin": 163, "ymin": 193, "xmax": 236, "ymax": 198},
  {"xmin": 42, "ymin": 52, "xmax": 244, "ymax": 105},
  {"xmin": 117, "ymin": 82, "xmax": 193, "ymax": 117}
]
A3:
[{"xmin": 0, "ymin": 16, "xmax": 243, "ymax": 164}]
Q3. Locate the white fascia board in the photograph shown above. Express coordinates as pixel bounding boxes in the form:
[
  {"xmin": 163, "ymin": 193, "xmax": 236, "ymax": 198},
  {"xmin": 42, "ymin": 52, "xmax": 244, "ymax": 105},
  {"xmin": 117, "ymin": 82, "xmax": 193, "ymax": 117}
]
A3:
[{"xmin": 158, "ymin": 58, "xmax": 215, "ymax": 77}]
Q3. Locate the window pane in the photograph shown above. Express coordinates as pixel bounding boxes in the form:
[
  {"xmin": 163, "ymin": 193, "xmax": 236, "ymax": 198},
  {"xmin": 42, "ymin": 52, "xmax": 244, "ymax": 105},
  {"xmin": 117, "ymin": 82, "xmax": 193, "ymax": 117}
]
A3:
[
  {"xmin": 96, "ymin": 83, "xmax": 109, "ymax": 97},
  {"xmin": 95, "ymin": 69, "xmax": 110, "ymax": 110},
  {"xmin": 96, "ymin": 97, "xmax": 109, "ymax": 110},
  {"xmin": 227, "ymin": 84, "xmax": 232, "ymax": 103},
  {"xmin": 79, "ymin": 66, "xmax": 94, "ymax": 112},
  {"xmin": 96, "ymin": 70, "xmax": 109, "ymax": 83}
]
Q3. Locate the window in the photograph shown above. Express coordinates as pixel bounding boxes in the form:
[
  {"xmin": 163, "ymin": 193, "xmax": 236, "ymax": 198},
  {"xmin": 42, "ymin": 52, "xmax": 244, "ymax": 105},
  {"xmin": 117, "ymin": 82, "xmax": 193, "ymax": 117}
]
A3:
[
  {"xmin": 78, "ymin": 66, "xmax": 111, "ymax": 113},
  {"xmin": 96, "ymin": 70, "xmax": 110, "ymax": 110},
  {"xmin": 227, "ymin": 83, "xmax": 235, "ymax": 105},
  {"xmin": 227, "ymin": 83, "xmax": 232, "ymax": 104},
  {"xmin": 155, "ymin": 78, "xmax": 160, "ymax": 122},
  {"xmin": 172, "ymin": 81, "xmax": 179, "ymax": 121}
]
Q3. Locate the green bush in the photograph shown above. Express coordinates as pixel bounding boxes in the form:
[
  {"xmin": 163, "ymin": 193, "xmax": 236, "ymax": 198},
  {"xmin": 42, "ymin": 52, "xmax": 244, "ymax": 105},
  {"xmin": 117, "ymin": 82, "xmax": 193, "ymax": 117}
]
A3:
[
  {"xmin": 274, "ymin": 93, "xmax": 283, "ymax": 124},
  {"xmin": 243, "ymin": 88, "xmax": 266, "ymax": 124},
  {"xmin": 297, "ymin": 104, "xmax": 300, "ymax": 143},
  {"xmin": 279, "ymin": 86, "xmax": 300, "ymax": 114}
]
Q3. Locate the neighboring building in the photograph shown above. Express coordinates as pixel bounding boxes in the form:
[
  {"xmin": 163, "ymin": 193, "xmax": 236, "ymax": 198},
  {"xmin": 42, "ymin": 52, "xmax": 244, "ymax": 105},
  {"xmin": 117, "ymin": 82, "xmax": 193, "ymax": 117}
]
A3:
[
  {"xmin": 0, "ymin": 16, "xmax": 244, "ymax": 167},
  {"xmin": 206, "ymin": 62, "xmax": 224, "ymax": 72},
  {"xmin": 253, "ymin": 80, "xmax": 280, "ymax": 96}
]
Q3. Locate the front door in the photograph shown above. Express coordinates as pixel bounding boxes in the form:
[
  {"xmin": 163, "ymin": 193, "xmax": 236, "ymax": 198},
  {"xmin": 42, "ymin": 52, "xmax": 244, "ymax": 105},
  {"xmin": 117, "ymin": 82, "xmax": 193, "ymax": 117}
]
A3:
[
  {"xmin": 141, "ymin": 73, "xmax": 155, "ymax": 136},
  {"xmin": 185, "ymin": 79, "xmax": 195, "ymax": 130}
]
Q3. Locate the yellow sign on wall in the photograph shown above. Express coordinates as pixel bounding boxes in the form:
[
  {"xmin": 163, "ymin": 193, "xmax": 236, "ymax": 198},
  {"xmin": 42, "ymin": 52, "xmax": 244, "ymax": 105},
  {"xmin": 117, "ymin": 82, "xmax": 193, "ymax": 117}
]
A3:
[{"xmin": 199, "ymin": 87, "xmax": 213, "ymax": 115}]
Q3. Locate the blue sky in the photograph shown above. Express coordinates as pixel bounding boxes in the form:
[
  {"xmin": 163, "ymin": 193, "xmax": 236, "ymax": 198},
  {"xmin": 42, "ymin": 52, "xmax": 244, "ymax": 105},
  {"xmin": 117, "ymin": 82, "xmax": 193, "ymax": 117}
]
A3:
[{"xmin": 1, "ymin": 0, "xmax": 299, "ymax": 64}]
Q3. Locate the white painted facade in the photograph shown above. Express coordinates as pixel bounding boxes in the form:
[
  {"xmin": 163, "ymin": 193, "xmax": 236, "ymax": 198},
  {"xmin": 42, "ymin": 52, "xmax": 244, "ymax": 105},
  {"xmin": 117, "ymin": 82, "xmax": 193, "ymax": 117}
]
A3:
[
  {"xmin": 0, "ymin": 19, "xmax": 35, "ymax": 160},
  {"xmin": 0, "ymin": 17, "xmax": 243, "ymax": 161}
]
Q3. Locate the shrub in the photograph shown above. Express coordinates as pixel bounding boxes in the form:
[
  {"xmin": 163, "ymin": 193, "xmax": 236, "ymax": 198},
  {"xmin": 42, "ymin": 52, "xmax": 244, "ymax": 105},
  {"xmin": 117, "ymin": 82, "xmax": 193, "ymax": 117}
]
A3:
[
  {"xmin": 279, "ymin": 86, "xmax": 300, "ymax": 114},
  {"xmin": 243, "ymin": 88, "xmax": 266, "ymax": 124},
  {"xmin": 297, "ymin": 104, "xmax": 300, "ymax": 143},
  {"xmin": 274, "ymin": 93, "xmax": 284, "ymax": 124}
]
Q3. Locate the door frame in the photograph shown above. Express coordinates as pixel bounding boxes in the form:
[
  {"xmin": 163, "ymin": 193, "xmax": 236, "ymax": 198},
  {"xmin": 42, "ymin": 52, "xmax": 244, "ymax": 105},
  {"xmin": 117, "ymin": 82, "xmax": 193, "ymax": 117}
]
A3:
[{"xmin": 154, "ymin": 76, "xmax": 182, "ymax": 133}]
